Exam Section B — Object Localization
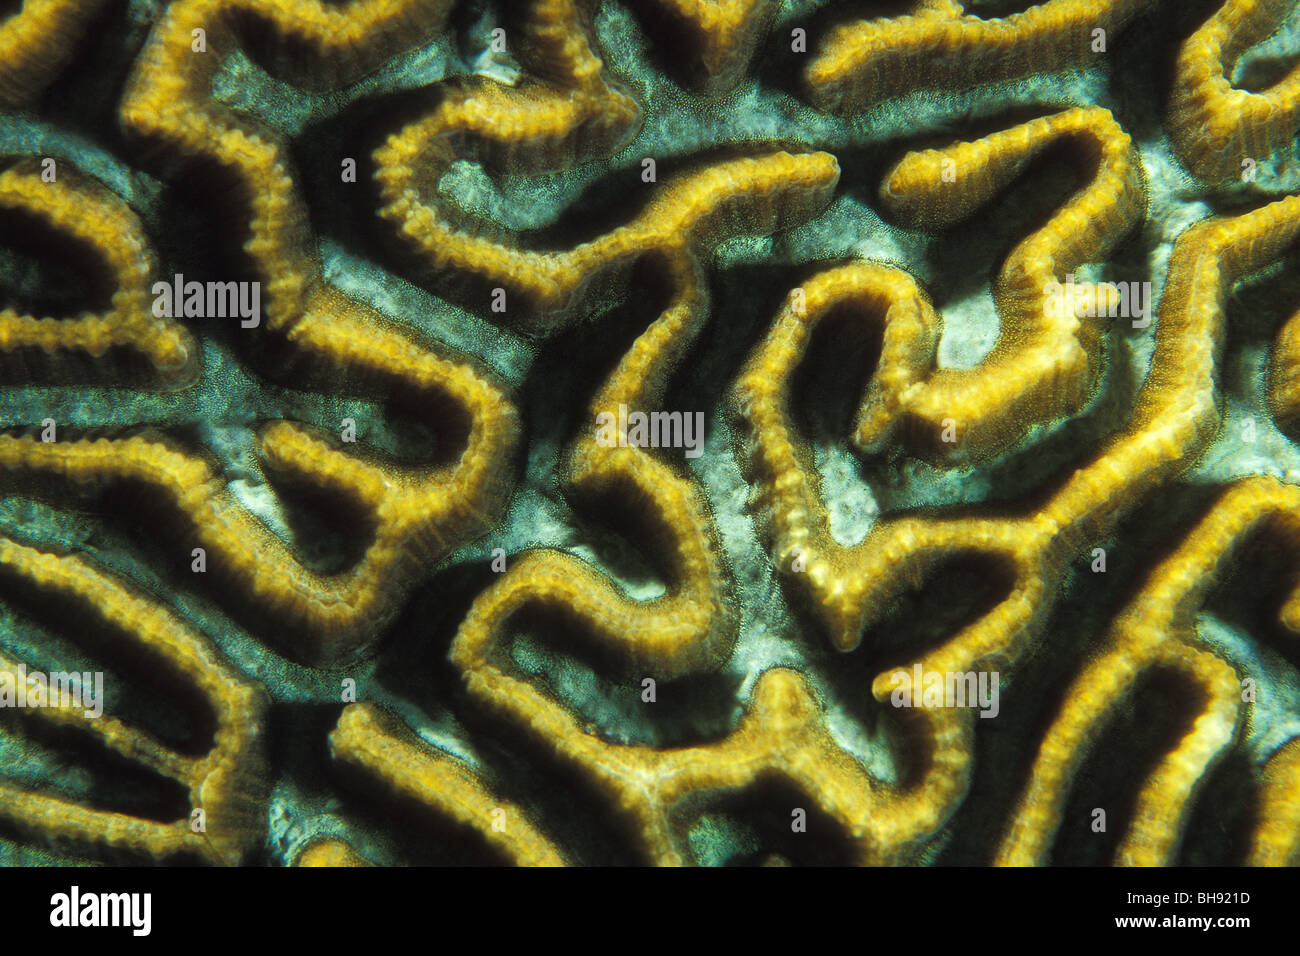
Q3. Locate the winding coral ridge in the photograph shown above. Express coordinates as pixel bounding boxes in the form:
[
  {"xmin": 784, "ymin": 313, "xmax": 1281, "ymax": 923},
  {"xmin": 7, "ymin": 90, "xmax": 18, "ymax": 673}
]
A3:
[
  {"xmin": 1253, "ymin": 735, "xmax": 1300, "ymax": 865},
  {"xmin": 0, "ymin": 157, "xmax": 196, "ymax": 386},
  {"xmin": 996, "ymin": 477, "xmax": 1300, "ymax": 865},
  {"xmin": 293, "ymin": 837, "xmax": 373, "ymax": 867},
  {"xmin": 1268, "ymin": 278, "xmax": 1300, "ymax": 435},
  {"xmin": 0, "ymin": 537, "xmax": 267, "ymax": 864},
  {"xmin": 878, "ymin": 106, "xmax": 1146, "ymax": 462},
  {"xmin": 0, "ymin": 383, "xmax": 515, "ymax": 666},
  {"xmin": 1, "ymin": 0, "xmax": 1298, "ymax": 868},
  {"xmin": 0, "ymin": 0, "xmax": 110, "ymax": 110},
  {"xmin": 458, "ymin": 664, "xmax": 969, "ymax": 865},
  {"xmin": 440, "ymin": 166, "xmax": 989, "ymax": 863},
  {"xmin": 1169, "ymin": 0, "xmax": 1300, "ymax": 181},
  {"xmin": 735, "ymin": 187, "xmax": 1300, "ymax": 741},
  {"xmin": 374, "ymin": 0, "xmax": 840, "ymax": 332},
  {"xmin": 803, "ymin": 0, "xmax": 1152, "ymax": 114},
  {"xmin": 0, "ymin": 0, "xmax": 521, "ymax": 664},
  {"xmin": 329, "ymin": 702, "xmax": 566, "ymax": 866},
  {"xmin": 738, "ymin": 191, "xmax": 1300, "ymax": 864},
  {"xmin": 118, "ymin": 0, "xmax": 455, "ymax": 331},
  {"xmin": 374, "ymin": 0, "xmax": 640, "ymax": 324},
  {"xmin": 629, "ymin": 0, "xmax": 774, "ymax": 94}
]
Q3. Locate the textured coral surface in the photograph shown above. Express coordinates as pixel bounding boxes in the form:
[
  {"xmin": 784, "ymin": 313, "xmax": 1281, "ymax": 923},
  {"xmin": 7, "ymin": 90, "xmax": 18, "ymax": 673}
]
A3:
[{"xmin": 1, "ymin": 0, "xmax": 1299, "ymax": 866}]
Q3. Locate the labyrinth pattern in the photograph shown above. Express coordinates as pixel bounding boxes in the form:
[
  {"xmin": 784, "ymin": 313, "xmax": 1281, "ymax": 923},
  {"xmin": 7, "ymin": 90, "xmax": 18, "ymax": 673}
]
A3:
[{"xmin": 0, "ymin": 0, "xmax": 1298, "ymax": 867}]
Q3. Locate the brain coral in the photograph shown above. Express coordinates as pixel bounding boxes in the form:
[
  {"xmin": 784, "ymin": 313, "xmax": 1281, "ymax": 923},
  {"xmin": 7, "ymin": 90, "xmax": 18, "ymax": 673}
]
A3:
[{"xmin": 0, "ymin": 0, "xmax": 1298, "ymax": 869}]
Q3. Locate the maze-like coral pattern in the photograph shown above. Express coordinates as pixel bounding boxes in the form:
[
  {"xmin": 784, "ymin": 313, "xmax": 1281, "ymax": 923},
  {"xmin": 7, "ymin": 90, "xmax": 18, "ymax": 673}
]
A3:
[
  {"xmin": 1, "ymin": 0, "xmax": 1300, "ymax": 867},
  {"xmin": 0, "ymin": 537, "xmax": 267, "ymax": 865},
  {"xmin": 876, "ymin": 105, "xmax": 1145, "ymax": 461},
  {"xmin": 1168, "ymin": 0, "xmax": 1300, "ymax": 182},
  {"xmin": 803, "ymin": 0, "xmax": 1153, "ymax": 114},
  {"xmin": 0, "ymin": 157, "xmax": 195, "ymax": 386},
  {"xmin": 996, "ymin": 477, "xmax": 1299, "ymax": 866}
]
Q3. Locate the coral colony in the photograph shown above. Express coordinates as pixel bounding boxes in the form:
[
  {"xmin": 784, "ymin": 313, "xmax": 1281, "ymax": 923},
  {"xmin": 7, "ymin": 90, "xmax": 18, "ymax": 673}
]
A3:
[{"xmin": 0, "ymin": 0, "xmax": 1297, "ymax": 869}]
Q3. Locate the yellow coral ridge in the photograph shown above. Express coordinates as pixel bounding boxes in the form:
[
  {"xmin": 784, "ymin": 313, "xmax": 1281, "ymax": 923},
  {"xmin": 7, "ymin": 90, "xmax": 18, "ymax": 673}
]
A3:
[
  {"xmin": 451, "ymin": 156, "xmax": 837, "ymax": 682},
  {"xmin": 294, "ymin": 838, "xmax": 373, "ymax": 867},
  {"xmin": 737, "ymin": 262, "xmax": 941, "ymax": 461},
  {"xmin": 804, "ymin": 0, "xmax": 1151, "ymax": 114},
  {"xmin": 995, "ymin": 477, "xmax": 1300, "ymax": 865},
  {"xmin": 1267, "ymin": 292, "xmax": 1300, "ymax": 435},
  {"xmin": 0, "ymin": 0, "xmax": 110, "ymax": 109},
  {"xmin": 877, "ymin": 106, "xmax": 1146, "ymax": 461},
  {"xmin": 119, "ymin": 0, "xmax": 455, "ymax": 332},
  {"xmin": 1169, "ymin": 0, "xmax": 1300, "ymax": 181},
  {"xmin": 375, "ymin": 0, "xmax": 838, "ymax": 328},
  {"xmin": 371, "ymin": 0, "xmax": 638, "ymax": 322},
  {"xmin": 736, "ymin": 186, "xmax": 1300, "ymax": 715},
  {"xmin": 631, "ymin": 0, "xmax": 773, "ymax": 93},
  {"xmin": 0, "ymin": 0, "xmax": 521, "ymax": 663},
  {"xmin": 0, "ymin": 537, "xmax": 267, "ymax": 864},
  {"xmin": 375, "ymin": 0, "xmax": 640, "ymax": 264},
  {"xmin": 329, "ymin": 703, "xmax": 566, "ymax": 866},
  {"xmin": 444, "ymin": 158, "xmax": 929, "ymax": 861},
  {"xmin": 372, "ymin": 1, "xmax": 841, "ymax": 326},
  {"xmin": 380, "ymin": 145, "xmax": 839, "ymax": 324},
  {"xmin": 443, "ymin": 169, "xmax": 970, "ymax": 864},
  {"xmin": 1251, "ymin": 736, "xmax": 1300, "ymax": 865},
  {"xmin": 0, "ymin": 334, "xmax": 517, "ymax": 663},
  {"xmin": 0, "ymin": 157, "xmax": 196, "ymax": 385},
  {"xmin": 453, "ymin": 662, "xmax": 968, "ymax": 864},
  {"xmin": 454, "ymin": 256, "xmax": 737, "ymax": 687}
]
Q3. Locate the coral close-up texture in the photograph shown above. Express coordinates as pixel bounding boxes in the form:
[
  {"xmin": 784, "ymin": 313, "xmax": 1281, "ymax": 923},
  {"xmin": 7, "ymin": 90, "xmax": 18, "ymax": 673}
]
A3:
[{"xmin": 1, "ymin": 0, "xmax": 1299, "ymax": 869}]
